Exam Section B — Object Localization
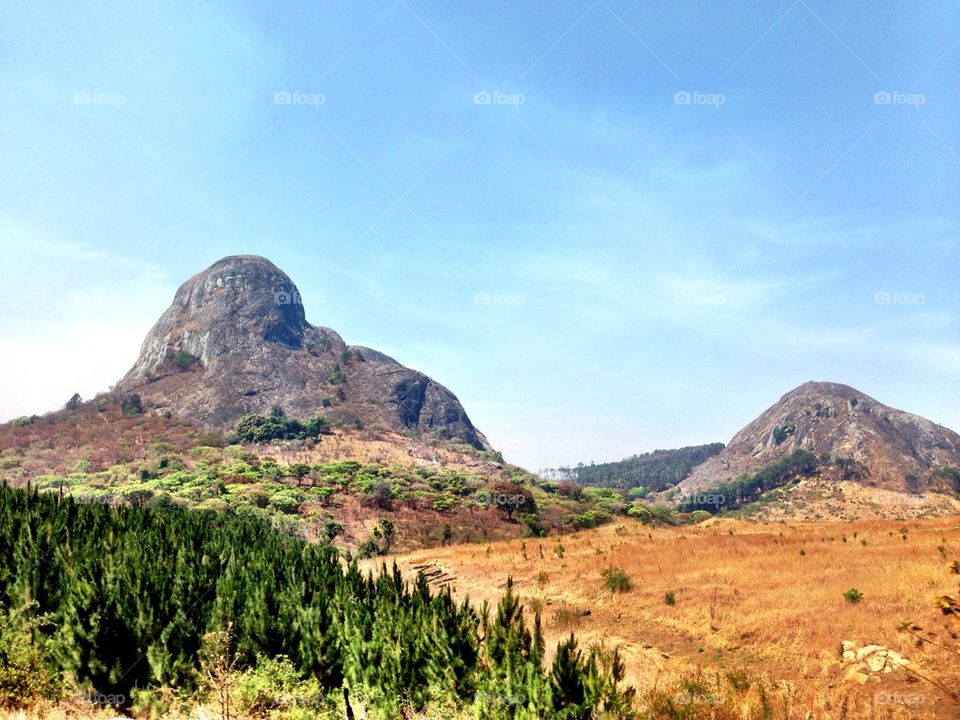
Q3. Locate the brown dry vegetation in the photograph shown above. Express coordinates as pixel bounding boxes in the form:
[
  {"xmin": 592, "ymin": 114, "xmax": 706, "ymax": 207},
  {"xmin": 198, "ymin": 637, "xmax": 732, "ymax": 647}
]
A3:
[
  {"xmin": 739, "ymin": 479, "xmax": 960, "ymax": 522},
  {"xmin": 374, "ymin": 516, "xmax": 960, "ymax": 718},
  {"xmin": 0, "ymin": 402, "xmax": 499, "ymax": 479}
]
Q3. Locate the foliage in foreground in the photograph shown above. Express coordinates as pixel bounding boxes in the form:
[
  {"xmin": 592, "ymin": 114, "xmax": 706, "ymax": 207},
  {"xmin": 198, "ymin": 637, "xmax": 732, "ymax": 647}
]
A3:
[{"xmin": 0, "ymin": 484, "xmax": 634, "ymax": 718}]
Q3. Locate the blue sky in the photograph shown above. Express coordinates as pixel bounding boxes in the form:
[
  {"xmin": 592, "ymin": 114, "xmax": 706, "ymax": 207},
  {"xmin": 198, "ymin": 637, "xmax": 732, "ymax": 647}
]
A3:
[{"xmin": 1, "ymin": 0, "xmax": 958, "ymax": 469}]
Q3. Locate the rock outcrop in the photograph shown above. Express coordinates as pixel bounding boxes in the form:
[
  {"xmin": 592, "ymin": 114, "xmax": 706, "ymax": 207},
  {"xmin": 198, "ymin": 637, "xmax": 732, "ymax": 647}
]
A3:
[
  {"xmin": 116, "ymin": 255, "xmax": 490, "ymax": 449},
  {"xmin": 677, "ymin": 381, "xmax": 960, "ymax": 496}
]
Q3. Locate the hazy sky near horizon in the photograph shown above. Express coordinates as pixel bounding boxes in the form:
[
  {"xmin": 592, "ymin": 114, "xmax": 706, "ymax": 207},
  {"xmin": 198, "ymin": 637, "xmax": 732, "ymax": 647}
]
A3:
[{"xmin": 1, "ymin": 1, "xmax": 958, "ymax": 469}]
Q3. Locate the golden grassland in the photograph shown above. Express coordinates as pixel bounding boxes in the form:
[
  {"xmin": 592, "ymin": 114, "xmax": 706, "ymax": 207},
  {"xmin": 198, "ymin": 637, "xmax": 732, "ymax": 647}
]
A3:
[{"xmin": 373, "ymin": 515, "xmax": 960, "ymax": 718}]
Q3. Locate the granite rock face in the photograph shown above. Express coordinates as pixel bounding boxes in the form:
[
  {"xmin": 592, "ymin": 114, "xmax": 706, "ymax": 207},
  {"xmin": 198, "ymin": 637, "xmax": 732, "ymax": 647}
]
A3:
[
  {"xmin": 677, "ymin": 381, "xmax": 960, "ymax": 496},
  {"xmin": 117, "ymin": 255, "xmax": 490, "ymax": 450}
]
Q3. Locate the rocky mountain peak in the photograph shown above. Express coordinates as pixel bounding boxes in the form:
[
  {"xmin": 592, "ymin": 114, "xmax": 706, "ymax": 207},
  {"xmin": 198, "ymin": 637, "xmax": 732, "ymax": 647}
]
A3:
[
  {"xmin": 126, "ymin": 255, "xmax": 307, "ymax": 378},
  {"xmin": 116, "ymin": 256, "xmax": 490, "ymax": 450},
  {"xmin": 678, "ymin": 381, "xmax": 960, "ymax": 496}
]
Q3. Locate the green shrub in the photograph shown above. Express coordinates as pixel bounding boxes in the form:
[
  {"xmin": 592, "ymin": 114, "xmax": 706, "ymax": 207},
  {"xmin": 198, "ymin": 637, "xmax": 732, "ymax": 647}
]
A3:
[
  {"xmin": 521, "ymin": 513, "xmax": 549, "ymax": 538},
  {"xmin": 323, "ymin": 521, "xmax": 343, "ymax": 542},
  {"xmin": 432, "ymin": 496, "xmax": 457, "ymax": 512},
  {"xmin": 356, "ymin": 539, "xmax": 379, "ymax": 559},
  {"xmin": 228, "ymin": 410, "xmax": 331, "ymax": 444},
  {"xmin": 362, "ymin": 479, "xmax": 394, "ymax": 509},
  {"xmin": 172, "ymin": 350, "xmax": 199, "ymax": 370},
  {"xmin": 664, "ymin": 591, "xmax": 676, "ymax": 606},
  {"xmin": 286, "ymin": 463, "xmax": 312, "ymax": 485},
  {"xmin": 0, "ymin": 606, "xmax": 60, "ymax": 709},
  {"xmin": 313, "ymin": 486, "xmax": 334, "ymax": 503},
  {"xmin": 561, "ymin": 509, "xmax": 612, "ymax": 530},
  {"xmin": 157, "ymin": 471, "xmax": 197, "ymax": 490},
  {"xmin": 11, "ymin": 415, "xmax": 40, "ymax": 427},
  {"xmin": 34, "ymin": 475, "xmax": 71, "ymax": 490},
  {"xmin": 843, "ymin": 588, "xmax": 863, "ymax": 604},
  {"xmin": 121, "ymin": 393, "xmax": 144, "ymax": 416},
  {"xmin": 328, "ymin": 364, "xmax": 347, "ymax": 385},
  {"xmin": 269, "ymin": 489, "xmax": 306, "ymax": 514},
  {"xmin": 601, "ymin": 567, "xmax": 632, "ymax": 593},
  {"xmin": 627, "ymin": 503, "xmax": 653, "ymax": 523},
  {"xmin": 235, "ymin": 654, "xmax": 326, "ymax": 716}
]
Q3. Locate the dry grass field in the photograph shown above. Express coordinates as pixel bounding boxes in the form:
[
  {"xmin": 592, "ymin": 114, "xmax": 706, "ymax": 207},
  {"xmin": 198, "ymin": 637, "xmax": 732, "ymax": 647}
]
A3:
[{"xmin": 373, "ymin": 516, "xmax": 960, "ymax": 718}]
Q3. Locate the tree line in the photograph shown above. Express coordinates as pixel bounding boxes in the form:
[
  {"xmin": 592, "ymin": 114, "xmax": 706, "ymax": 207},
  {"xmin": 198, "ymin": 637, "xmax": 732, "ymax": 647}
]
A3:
[{"xmin": 559, "ymin": 443, "xmax": 725, "ymax": 492}]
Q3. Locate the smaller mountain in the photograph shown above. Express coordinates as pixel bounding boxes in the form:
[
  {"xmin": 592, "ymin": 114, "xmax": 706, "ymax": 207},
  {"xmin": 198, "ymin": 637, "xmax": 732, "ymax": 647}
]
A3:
[{"xmin": 676, "ymin": 381, "xmax": 960, "ymax": 498}]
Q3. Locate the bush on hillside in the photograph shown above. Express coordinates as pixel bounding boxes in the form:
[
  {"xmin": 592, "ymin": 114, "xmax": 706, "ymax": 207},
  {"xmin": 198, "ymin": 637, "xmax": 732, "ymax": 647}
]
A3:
[
  {"xmin": 227, "ymin": 408, "xmax": 331, "ymax": 444},
  {"xmin": 601, "ymin": 567, "xmax": 632, "ymax": 593}
]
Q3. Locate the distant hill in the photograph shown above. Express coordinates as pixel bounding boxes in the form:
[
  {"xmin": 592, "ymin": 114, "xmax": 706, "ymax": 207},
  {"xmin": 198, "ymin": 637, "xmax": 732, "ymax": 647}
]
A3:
[
  {"xmin": 676, "ymin": 381, "xmax": 960, "ymax": 501},
  {"xmin": 541, "ymin": 443, "xmax": 724, "ymax": 493}
]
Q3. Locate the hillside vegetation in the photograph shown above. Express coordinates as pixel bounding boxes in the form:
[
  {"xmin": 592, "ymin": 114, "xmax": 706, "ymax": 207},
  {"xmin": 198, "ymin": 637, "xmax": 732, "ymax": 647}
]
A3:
[
  {"xmin": 0, "ymin": 400, "xmax": 630, "ymax": 552},
  {"xmin": 545, "ymin": 444, "xmax": 724, "ymax": 494}
]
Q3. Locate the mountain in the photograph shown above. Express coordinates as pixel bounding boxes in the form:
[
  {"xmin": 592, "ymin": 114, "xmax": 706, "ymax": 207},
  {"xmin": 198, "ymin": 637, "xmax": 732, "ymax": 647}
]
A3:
[
  {"xmin": 676, "ymin": 381, "xmax": 960, "ymax": 498},
  {"xmin": 115, "ymin": 255, "xmax": 489, "ymax": 449}
]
